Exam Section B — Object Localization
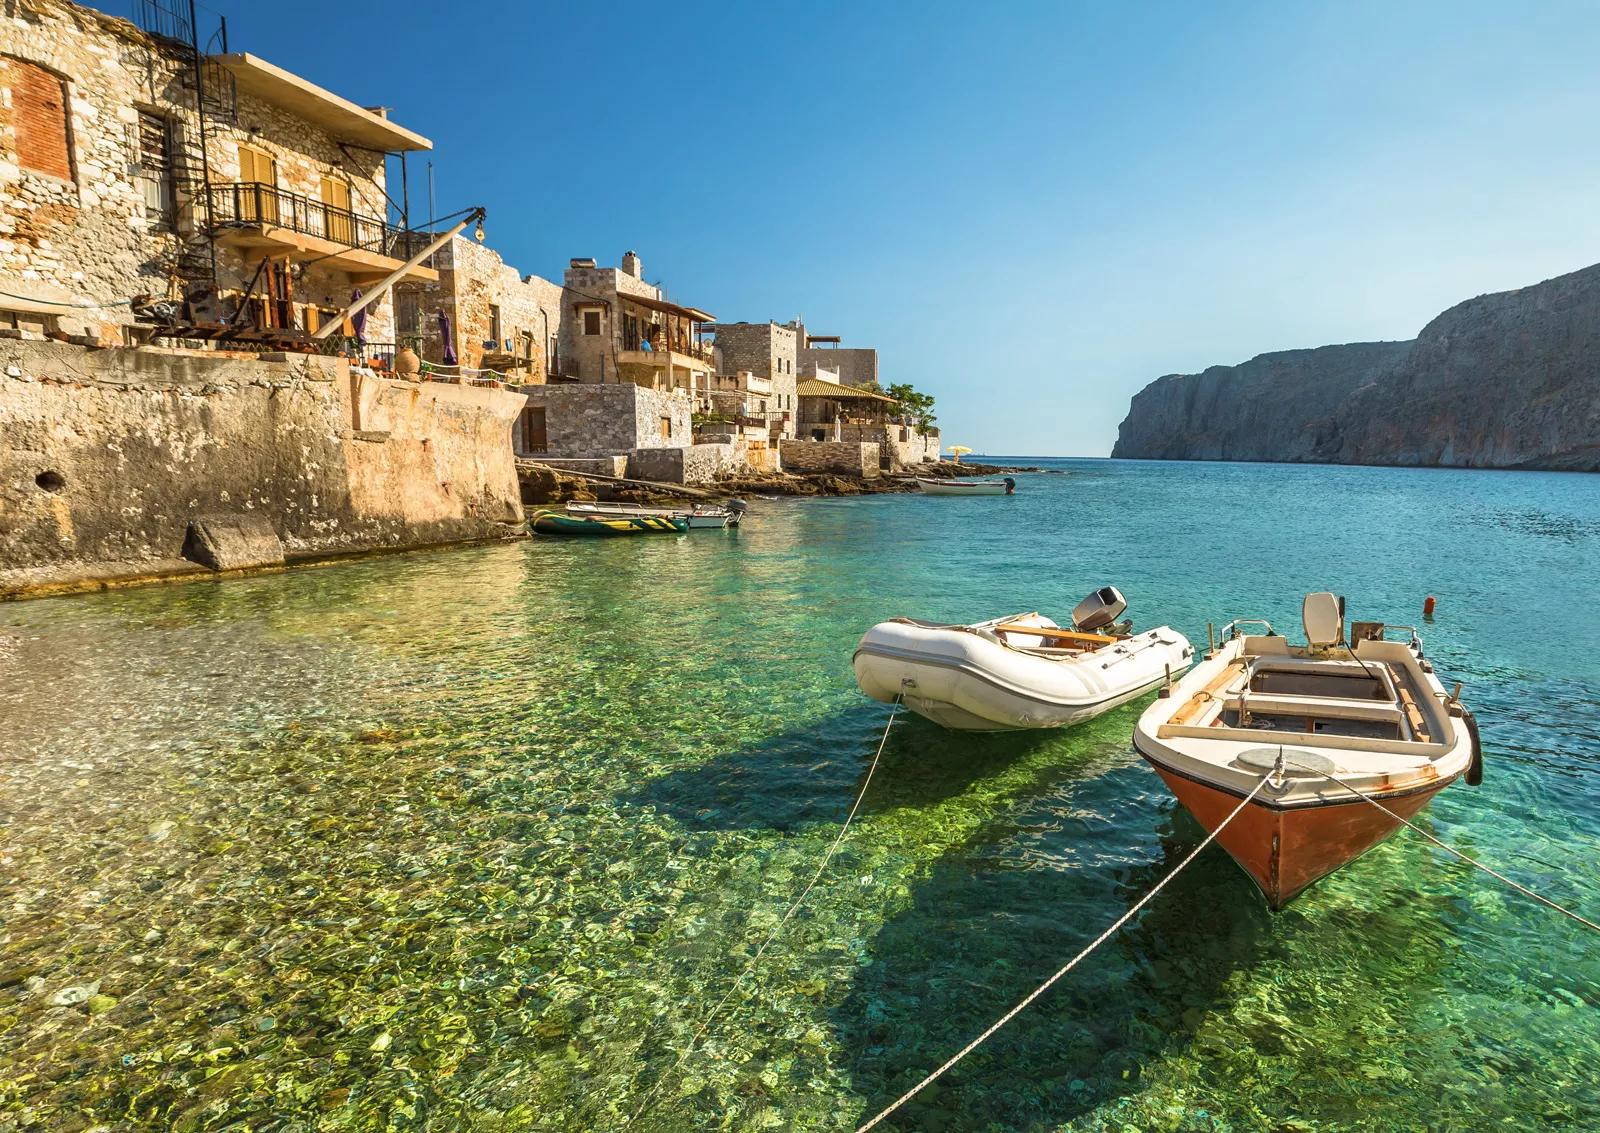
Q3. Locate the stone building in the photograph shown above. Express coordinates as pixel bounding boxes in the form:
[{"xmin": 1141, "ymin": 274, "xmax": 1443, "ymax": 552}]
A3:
[
  {"xmin": 393, "ymin": 236, "xmax": 564, "ymax": 379},
  {"xmin": 795, "ymin": 323, "xmax": 879, "ymax": 388},
  {"xmin": 0, "ymin": 0, "xmax": 434, "ymax": 351},
  {"xmin": 705, "ymin": 319, "xmax": 798, "ymax": 438},
  {"xmin": 563, "ymin": 251, "xmax": 717, "ymax": 400},
  {"xmin": 794, "ymin": 370, "xmax": 937, "ymax": 469}
]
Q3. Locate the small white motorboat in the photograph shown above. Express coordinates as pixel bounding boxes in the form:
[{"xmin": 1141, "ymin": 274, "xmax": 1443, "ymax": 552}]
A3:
[
  {"xmin": 854, "ymin": 587, "xmax": 1194, "ymax": 731},
  {"xmin": 564, "ymin": 499, "xmax": 746, "ymax": 529},
  {"xmin": 915, "ymin": 476, "xmax": 1016, "ymax": 496},
  {"xmin": 1133, "ymin": 593, "xmax": 1480, "ymax": 908}
]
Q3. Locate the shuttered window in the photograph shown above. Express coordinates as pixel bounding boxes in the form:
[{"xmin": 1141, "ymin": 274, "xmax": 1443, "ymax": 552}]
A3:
[
  {"xmin": 136, "ymin": 111, "xmax": 172, "ymax": 225},
  {"xmin": 395, "ymin": 290, "xmax": 420, "ymax": 334},
  {"xmin": 11, "ymin": 60, "xmax": 71, "ymax": 181}
]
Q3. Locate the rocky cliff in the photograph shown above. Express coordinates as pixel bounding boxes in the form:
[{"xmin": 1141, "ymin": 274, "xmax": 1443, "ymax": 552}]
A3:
[{"xmin": 1112, "ymin": 262, "xmax": 1600, "ymax": 471}]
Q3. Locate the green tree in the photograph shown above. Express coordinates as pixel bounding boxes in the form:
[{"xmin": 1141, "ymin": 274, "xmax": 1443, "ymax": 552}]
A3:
[{"xmin": 887, "ymin": 382, "xmax": 937, "ymax": 434}]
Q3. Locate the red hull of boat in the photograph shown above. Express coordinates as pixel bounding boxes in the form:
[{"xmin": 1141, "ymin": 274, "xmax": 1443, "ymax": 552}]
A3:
[{"xmin": 1151, "ymin": 766, "xmax": 1455, "ymax": 909}]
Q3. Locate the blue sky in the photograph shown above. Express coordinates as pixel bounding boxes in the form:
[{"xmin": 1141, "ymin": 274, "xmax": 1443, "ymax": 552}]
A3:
[{"xmin": 113, "ymin": 1, "xmax": 1600, "ymax": 455}]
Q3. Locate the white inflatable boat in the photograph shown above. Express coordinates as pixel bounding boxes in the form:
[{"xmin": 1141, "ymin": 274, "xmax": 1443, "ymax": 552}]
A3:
[{"xmin": 854, "ymin": 587, "xmax": 1194, "ymax": 731}]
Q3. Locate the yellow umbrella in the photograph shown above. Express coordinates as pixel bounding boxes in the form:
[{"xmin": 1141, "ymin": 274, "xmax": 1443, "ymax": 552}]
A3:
[{"xmin": 946, "ymin": 445, "xmax": 972, "ymax": 464}]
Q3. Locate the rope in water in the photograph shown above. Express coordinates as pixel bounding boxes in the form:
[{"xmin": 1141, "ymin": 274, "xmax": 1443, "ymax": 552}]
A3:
[
  {"xmin": 624, "ymin": 687, "xmax": 907, "ymax": 1129},
  {"xmin": 853, "ymin": 771, "xmax": 1274, "ymax": 1133},
  {"xmin": 1283, "ymin": 757, "xmax": 1600, "ymax": 935}
]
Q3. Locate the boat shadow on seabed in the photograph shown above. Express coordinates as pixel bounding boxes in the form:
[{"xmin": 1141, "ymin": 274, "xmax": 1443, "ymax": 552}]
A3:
[
  {"xmin": 830, "ymin": 792, "xmax": 1467, "ymax": 1131},
  {"xmin": 624, "ymin": 708, "xmax": 1068, "ymax": 833}
]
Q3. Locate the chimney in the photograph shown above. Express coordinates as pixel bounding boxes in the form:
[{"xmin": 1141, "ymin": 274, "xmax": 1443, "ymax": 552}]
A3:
[{"xmin": 621, "ymin": 250, "xmax": 641, "ymax": 278}]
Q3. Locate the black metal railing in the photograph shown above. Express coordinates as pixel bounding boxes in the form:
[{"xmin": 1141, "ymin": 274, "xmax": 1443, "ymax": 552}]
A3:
[
  {"xmin": 318, "ymin": 336, "xmax": 398, "ymax": 367},
  {"xmin": 132, "ymin": 0, "xmax": 196, "ymax": 45},
  {"xmin": 207, "ymin": 182, "xmax": 434, "ymax": 264}
]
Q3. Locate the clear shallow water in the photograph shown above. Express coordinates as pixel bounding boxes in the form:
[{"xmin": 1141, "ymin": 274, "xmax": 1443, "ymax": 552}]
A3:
[{"xmin": 1, "ymin": 458, "xmax": 1597, "ymax": 1132}]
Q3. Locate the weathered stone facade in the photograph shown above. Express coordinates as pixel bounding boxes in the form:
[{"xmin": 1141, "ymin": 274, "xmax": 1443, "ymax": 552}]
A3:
[
  {"xmin": 516, "ymin": 382, "xmax": 692, "ymax": 459},
  {"xmin": 1, "ymin": 339, "xmax": 525, "ymax": 594},
  {"xmin": 0, "ymin": 0, "xmax": 430, "ymax": 349},
  {"xmin": 821, "ymin": 422, "xmax": 938, "ymax": 469},
  {"xmin": 394, "ymin": 237, "xmax": 564, "ymax": 377},
  {"xmin": 707, "ymin": 320, "xmax": 797, "ymax": 436},
  {"xmin": 627, "ymin": 442, "xmax": 741, "ymax": 485},
  {"xmin": 778, "ymin": 439, "xmax": 881, "ymax": 477},
  {"xmin": 794, "ymin": 321, "xmax": 879, "ymax": 388}
]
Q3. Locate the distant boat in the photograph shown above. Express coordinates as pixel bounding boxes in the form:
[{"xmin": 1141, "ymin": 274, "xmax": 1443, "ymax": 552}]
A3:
[
  {"xmin": 531, "ymin": 508, "xmax": 688, "ymax": 536},
  {"xmin": 916, "ymin": 476, "xmax": 1016, "ymax": 496},
  {"xmin": 565, "ymin": 500, "xmax": 746, "ymax": 529},
  {"xmin": 854, "ymin": 586, "xmax": 1193, "ymax": 730},
  {"xmin": 1133, "ymin": 593, "xmax": 1481, "ymax": 909}
]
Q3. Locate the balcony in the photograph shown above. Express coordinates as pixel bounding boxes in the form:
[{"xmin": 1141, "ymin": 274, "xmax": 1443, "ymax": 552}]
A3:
[{"xmin": 206, "ymin": 182, "xmax": 439, "ymax": 283}]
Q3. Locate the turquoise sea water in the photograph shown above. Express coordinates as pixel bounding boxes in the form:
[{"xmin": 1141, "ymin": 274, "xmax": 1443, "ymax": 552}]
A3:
[{"xmin": 1, "ymin": 458, "xmax": 1597, "ymax": 1132}]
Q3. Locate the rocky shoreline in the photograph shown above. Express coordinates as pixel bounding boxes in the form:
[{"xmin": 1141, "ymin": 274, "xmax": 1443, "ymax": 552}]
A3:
[{"xmin": 518, "ymin": 461, "xmax": 1045, "ymax": 507}]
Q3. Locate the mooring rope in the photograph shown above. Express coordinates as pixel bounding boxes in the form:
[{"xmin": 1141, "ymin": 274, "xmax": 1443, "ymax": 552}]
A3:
[
  {"xmin": 1283, "ymin": 757, "xmax": 1600, "ymax": 935},
  {"xmin": 853, "ymin": 771, "xmax": 1273, "ymax": 1133},
  {"xmin": 624, "ymin": 687, "xmax": 907, "ymax": 1129}
]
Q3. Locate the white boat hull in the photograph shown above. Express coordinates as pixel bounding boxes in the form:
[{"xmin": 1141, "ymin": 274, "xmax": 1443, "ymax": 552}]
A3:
[
  {"xmin": 854, "ymin": 616, "xmax": 1194, "ymax": 731},
  {"xmin": 915, "ymin": 478, "xmax": 1013, "ymax": 495}
]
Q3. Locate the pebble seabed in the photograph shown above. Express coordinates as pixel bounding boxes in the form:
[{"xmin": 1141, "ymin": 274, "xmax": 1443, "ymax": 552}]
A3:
[{"xmin": 0, "ymin": 458, "xmax": 1597, "ymax": 1132}]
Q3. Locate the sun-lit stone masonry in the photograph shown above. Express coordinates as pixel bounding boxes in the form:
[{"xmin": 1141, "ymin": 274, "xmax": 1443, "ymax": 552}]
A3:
[
  {"xmin": 0, "ymin": 0, "xmax": 434, "ymax": 349},
  {"xmin": 0, "ymin": 339, "xmax": 525, "ymax": 597}
]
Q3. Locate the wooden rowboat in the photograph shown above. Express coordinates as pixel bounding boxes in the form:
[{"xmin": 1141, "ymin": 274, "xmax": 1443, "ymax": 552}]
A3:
[
  {"xmin": 1133, "ymin": 593, "xmax": 1481, "ymax": 909},
  {"xmin": 530, "ymin": 508, "xmax": 688, "ymax": 536},
  {"xmin": 916, "ymin": 476, "xmax": 1016, "ymax": 496}
]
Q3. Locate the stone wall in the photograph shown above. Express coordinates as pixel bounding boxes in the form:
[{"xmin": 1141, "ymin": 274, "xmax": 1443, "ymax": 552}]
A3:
[
  {"xmin": 778, "ymin": 439, "xmax": 880, "ymax": 477},
  {"xmin": 709, "ymin": 321, "xmax": 797, "ymax": 434},
  {"xmin": 0, "ymin": 0, "xmax": 410, "ymax": 344},
  {"xmin": 0, "ymin": 339, "xmax": 524, "ymax": 594},
  {"xmin": 798, "ymin": 346, "xmax": 878, "ymax": 388},
  {"xmin": 627, "ymin": 442, "xmax": 739, "ymax": 485},
  {"xmin": 518, "ymin": 382, "xmax": 692, "ymax": 457},
  {"xmin": 394, "ymin": 237, "xmax": 564, "ymax": 377}
]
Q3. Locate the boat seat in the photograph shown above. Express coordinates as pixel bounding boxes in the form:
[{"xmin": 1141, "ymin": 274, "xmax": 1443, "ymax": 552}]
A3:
[{"xmin": 1226, "ymin": 692, "xmax": 1403, "ymax": 723}]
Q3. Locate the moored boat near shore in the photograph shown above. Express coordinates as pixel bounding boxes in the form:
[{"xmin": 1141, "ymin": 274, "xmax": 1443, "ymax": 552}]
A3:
[
  {"xmin": 1133, "ymin": 593, "xmax": 1481, "ymax": 909},
  {"xmin": 531, "ymin": 508, "xmax": 689, "ymax": 536},
  {"xmin": 855, "ymin": 587, "xmax": 1194, "ymax": 730},
  {"xmin": 916, "ymin": 476, "xmax": 1016, "ymax": 495},
  {"xmin": 565, "ymin": 500, "xmax": 746, "ymax": 529}
]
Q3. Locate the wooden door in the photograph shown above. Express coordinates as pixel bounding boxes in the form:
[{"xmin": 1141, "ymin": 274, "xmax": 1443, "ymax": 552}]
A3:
[
  {"xmin": 521, "ymin": 406, "xmax": 547, "ymax": 453},
  {"xmin": 321, "ymin": 175, "xmax": 352, "ymax": 244}
]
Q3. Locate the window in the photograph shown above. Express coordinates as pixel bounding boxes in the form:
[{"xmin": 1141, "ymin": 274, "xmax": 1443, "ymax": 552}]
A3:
[
  {"xmin": 759, "ymin": 399, "xmax": 767, "ymax": 414},
  {"xmin": 238, "ymin": 144, "xmax": 275, "ymax": 184},
  {"xmin": 583, "ymin": 309, "xmax": 601, "ymax": 336},
  {"xmin": 135, "ymin": 111, "xmax": 172, "ymax": 226},
  {"xmin": 320, "ymin": 174, "xmax": 352, "ymax": 244},
  {"xmin": 548, "ymin": 334, "xmax": 560, "ymax": 374},
  {"xmin": 395, "ymin": 290, "xmax": 420, "ymax": 334},
  {"xmin": 12, "ymin": 60, "xmax": 72, "ymax": 181},
  {"xmin": 660, "ymin": 416, "xmax": 672, "ymax": 439},
  {"xmin": 488, "ymin": 304, "xmax": 502, "ymax": 347},
  {"xmin": 237, "ymin": 144, "xmax": 277, "ymax": 223}
]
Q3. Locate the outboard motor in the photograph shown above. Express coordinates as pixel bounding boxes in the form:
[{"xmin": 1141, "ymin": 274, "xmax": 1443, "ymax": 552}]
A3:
[
  {"xmin": 726, "ymin": 499, "xmax": 749, "ymax": 515},
  {"xmin": 1071, "ymin": 586, "xmax": 1128, "ymax": 633},
  {"xmin": 1003, "ymin": 476, "xmax": 1016, "ymax": 494}
]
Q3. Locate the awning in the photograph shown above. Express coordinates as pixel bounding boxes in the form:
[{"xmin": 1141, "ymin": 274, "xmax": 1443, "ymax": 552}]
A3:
[
  {"xmin": 616, "ymin": 292, "xmax": 715, "ymax": 322},
  {"xmin": 212, "ymin": 53, "xmax": 432, "ymax": 152},
  {"xmin": 795, "ymin": 378, "xmax": 895, "ymax": 401}
]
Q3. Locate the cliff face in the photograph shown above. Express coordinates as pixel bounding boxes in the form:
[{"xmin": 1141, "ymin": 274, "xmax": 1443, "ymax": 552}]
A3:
[
  {"xmin": 1112, "ymin": 341, "xmax": 1409, "ymax": 463},
  {"xmin": 1112, "ymin": 262, "xmax": 1600, "ymax": 471}
]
